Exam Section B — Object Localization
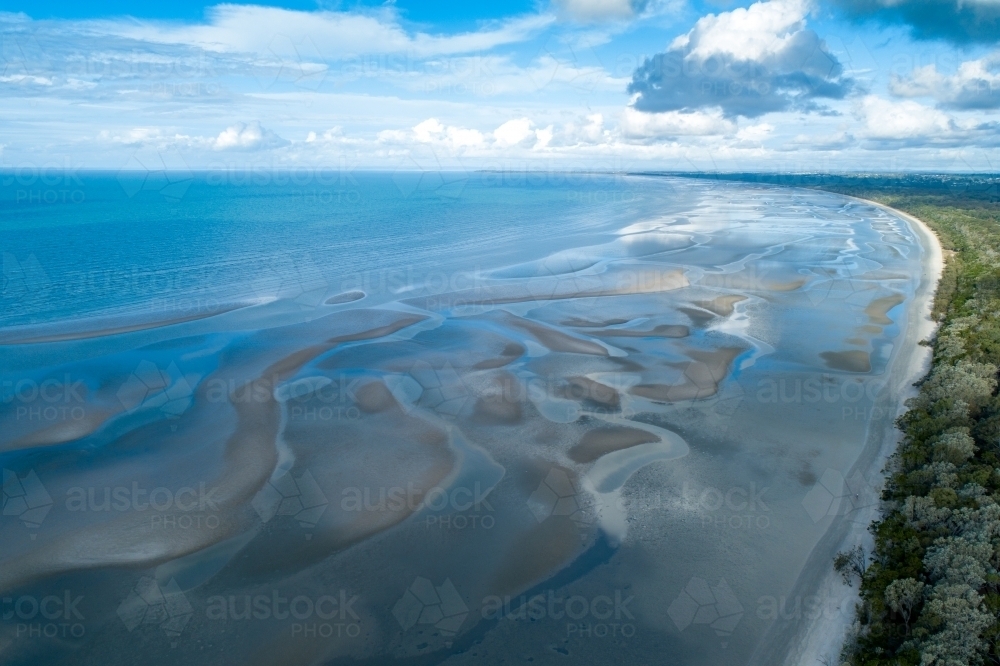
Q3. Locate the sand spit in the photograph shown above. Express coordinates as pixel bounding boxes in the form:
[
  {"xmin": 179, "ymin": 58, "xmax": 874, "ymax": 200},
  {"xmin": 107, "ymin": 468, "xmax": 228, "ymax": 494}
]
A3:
[
  {"xmin": 560, "ymin": 376, "xmax": 621, "ymax": 410},
  {"xmin": 630, "ymin": 346, "xmax": 745, "ymax": 402},
  {"xmin": 492, "ymin": 312, "xmax": 610, "ymax": 356},
  {"xmin": 569, "ymin": 426, "xmax": 659, "ymax": 463},
  {"xmin": 693, "ymin": 294, "xmax": 747, "ymax": 316},
  {"xmin": 0, "ymin": 302, "xmax": 253, "ymax": 345},
  {"xmin": 487, "ymin": 509, "xmax": 585, "ymax": 597},
  {"xmin": 865, "ymin": 292, "xmax": 906, "ymax": 325},
  {"xmin": 5, "ymin": 410, "xmax": 113, "ymax": 451},
  {"xmin": 325, "ymin": 290, "xmax": 366, "ymax": 305},
  {"xmin": 402, "ymin": 267, "xmax": 689, "ymax": 311},
  {"xmin": 700, "ymin": 269, "xmax": 807, "ymax": 292},
  {"xmin": 677, "ymin": 306, "xmax": 718, "ymax": 327},
  {"xmin": 561, "ymin": 317, "xmax": 630, "ymax": 327},
  {"xmin": 591, "ymin": 324, "xmax": 690, "ymax": 338},
  {"xmin": 0, "ymin": 309, "xmax": 430, "ymax": 593},
  {"xmin": 473, "ymin": 342, "xmax": 527, "ymax": 369},
  {"xmin": 240, "ymin": 378, "xmax": 456, "ymax": 577}
]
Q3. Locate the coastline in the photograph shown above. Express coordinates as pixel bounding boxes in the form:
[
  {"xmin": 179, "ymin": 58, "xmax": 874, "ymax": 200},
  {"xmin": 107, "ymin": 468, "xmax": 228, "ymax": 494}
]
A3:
[{"xmin": 770, "ymin": 196, "xmax": 945, "ymax": 665}]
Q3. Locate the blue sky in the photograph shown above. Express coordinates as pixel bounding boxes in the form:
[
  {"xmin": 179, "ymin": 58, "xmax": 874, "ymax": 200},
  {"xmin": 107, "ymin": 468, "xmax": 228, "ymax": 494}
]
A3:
[{"xmin": 2, "ymin": 0, "xmax": 999, "ymax": 171}]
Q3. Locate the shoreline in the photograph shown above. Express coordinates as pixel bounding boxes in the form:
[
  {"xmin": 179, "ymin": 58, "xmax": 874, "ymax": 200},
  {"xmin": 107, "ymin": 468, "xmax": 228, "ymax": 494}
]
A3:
[{"xmin": 770, "ymin": 195, "xmax": 945, "ymax": 665}]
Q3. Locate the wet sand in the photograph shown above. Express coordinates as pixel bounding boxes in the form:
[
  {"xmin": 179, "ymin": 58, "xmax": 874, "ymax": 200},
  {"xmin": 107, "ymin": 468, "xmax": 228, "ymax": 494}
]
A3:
[
  {"xmin": 0, "ymin": 303, "xmax": 254, "ymax": 345},
  {"xmin": 760, "ymin": 197, "xmax": 943, "ymax": 666},
  {"xmin": 0, "ymin": 179, "xmax": 934, "ymax": 666}
]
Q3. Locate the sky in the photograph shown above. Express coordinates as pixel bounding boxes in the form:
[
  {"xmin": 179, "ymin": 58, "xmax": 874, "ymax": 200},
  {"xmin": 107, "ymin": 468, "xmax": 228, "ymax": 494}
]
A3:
[{"xmin": 1, "ymin": 0, "xmax": 999, "ymax": 172}]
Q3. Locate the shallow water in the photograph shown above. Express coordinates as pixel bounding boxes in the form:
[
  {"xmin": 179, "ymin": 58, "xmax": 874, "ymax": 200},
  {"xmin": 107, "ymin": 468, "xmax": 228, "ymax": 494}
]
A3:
[{"xmin": 0, "ymin": 174, "xmax": 924, "ymax": 665}]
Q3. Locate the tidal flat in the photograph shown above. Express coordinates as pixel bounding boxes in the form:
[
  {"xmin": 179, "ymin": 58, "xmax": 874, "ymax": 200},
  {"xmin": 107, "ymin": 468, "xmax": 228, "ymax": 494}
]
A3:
[{"xmin": 0, "ymin": 174, "xmax": 936, "ymax": 665}]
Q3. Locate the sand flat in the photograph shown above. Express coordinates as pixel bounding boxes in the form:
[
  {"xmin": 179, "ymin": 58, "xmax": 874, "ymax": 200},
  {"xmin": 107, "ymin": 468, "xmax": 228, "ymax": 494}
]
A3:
[
  {"xmin": 865, "ymin": 292, "xmax": 906, "ymax": 325},
  {"xmin": 631, "ymin": 346, "xmax": 745, "ymax": 402},
  {"xmin": 820, "ymin": 350, "xmax": 872, "ymax": 372},
  {"xmin": 569, "ymin": 426, "xmax": 659, "ymax": 463},
  {"xmin": 592, "ymin": 324, "xmax": 690, "ymax": 338},
  {"xmin": 325, "ymin": 290, "xmax": 366, "ymax": 305},
  {"xmin": 693, "ymin": 294, "xmax": 747, "ymax": 316},
  {"xmin": 0, "ymin": 178, "xmax": 941, "ymax": 666}
]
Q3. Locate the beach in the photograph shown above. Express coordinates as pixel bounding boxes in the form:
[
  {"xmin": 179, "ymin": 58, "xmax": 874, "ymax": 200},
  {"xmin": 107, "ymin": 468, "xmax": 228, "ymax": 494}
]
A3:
[
  {"xmin": 748, "ymin": 196, "xmax": 944, "ymax": 666},
  {"xmin": 0, "ymin": 175, "xmax": 936, "ymax": 665}
]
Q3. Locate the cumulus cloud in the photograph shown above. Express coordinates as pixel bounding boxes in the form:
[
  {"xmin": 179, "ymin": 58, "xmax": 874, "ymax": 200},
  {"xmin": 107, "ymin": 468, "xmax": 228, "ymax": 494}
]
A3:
[
  {"xmin": 377, "ymin": 118, "xmax": 489, "ymax": 151},
  {"xmin": 414, "ymin": 118, "xmax": 486, "ymax": 148},
  {"xmin": 554, "ymin": 113, "xmax": 614, "ymax": 145},
  {"xmin": 890, "ymin": 54, "xmax": 1000, "ymax": 109},
  {"xmin": 627, "ymin": 0, "xmax": 851, "ymax": 118},
  {"xmin": 831, "ymin": 0, "xmax": 1000, "ymax": 45},
  {"xmin": 213, "ymin": 122, "xmax": 289, "ymax": 151},
  {"xmin": 620, "ymin": 107, "xmax": 735, "ymax": 139},
  {"xmin": 855, "ymin": 95, "xmax": 1000, "ymax": 148},
  {"xmin": 493, "ymin": 118, "xmax": 539, "ymax": 147}
]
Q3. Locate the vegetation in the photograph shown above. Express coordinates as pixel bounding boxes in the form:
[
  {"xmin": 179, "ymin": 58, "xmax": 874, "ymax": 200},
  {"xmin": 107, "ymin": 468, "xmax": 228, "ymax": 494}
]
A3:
[{"xmin": 667, "ymin": 172, "xmax": 1000, "ymax": 665}]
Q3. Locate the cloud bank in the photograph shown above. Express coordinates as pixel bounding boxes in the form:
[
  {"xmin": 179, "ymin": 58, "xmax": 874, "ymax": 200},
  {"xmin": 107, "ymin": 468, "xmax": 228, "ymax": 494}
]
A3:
[{"xmin": 890, "ymin": 54, "xmax": 1000, "ymax": 110}]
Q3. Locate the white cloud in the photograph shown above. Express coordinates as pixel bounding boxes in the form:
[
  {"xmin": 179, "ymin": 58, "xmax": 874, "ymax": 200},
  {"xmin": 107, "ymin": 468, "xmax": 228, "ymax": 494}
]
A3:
[
  {"xmin": 852, "ymin": 95, "xmax": 1000, "ymax": 148},
  {"xmin": 559, "ymin": 113, "xmax": 613, "ymax": 144},
  {"xmin": 493, "ymin": 118, "xmax": 539, "ymax": 147},
  {"xmin": 413, "ymin": 118, "xmax": 486, "ymax": 148},
  {"xmin": 0, "ymin": 74, "xmax": 54, "ymax": 85},
  {"xmin": 629, "ymin": 0, "xmax": 850, "ymax": 118},
  {"xmin": 213, "ymin": 121, "xmax": 289, "ymax": 151},
  {"xmin": 675, "ymin": 0, "xmax": 810, "ymax": 61},
  {"xmin": 736, "ymin": 123, "xmax": 774, "ymax": 142},
  {"xmin": 98, "ymin": 6, "xmax": 553, "ymax": 58},
  {"xmin": 377, "ymin": 118, "xmax": 486, "ymax": 151},
  {"xmin": 620, "ymin": 106, "xmax": 735, "ymax": 138},
  {"xmin": 857, "ymin": 96, "xmax": 952, "ymax": 140},
  {"xmin": 98, "ymin": 127, "xmax": 166, "ymax": 145},
  {"xmin": 382, "ymin": 53, "xmax": 626, "ymax": 97},
  {"xmin": 4, "ymin": 2, "xmax": 999, "ymax": 170},
  {"xmin": 889, "ymin": 53, "xmax": 1000, "ymax": 109}
]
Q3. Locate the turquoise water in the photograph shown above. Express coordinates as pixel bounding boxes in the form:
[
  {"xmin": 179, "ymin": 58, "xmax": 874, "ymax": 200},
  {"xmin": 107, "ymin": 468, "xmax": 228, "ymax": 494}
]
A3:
[
  {"xmin": 0, "ymin": 174, "xmax": 927, "ymax": 666},
  {"xmin": 1, "ymin": 171, "xmax": 682, "ymax": 328}
]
